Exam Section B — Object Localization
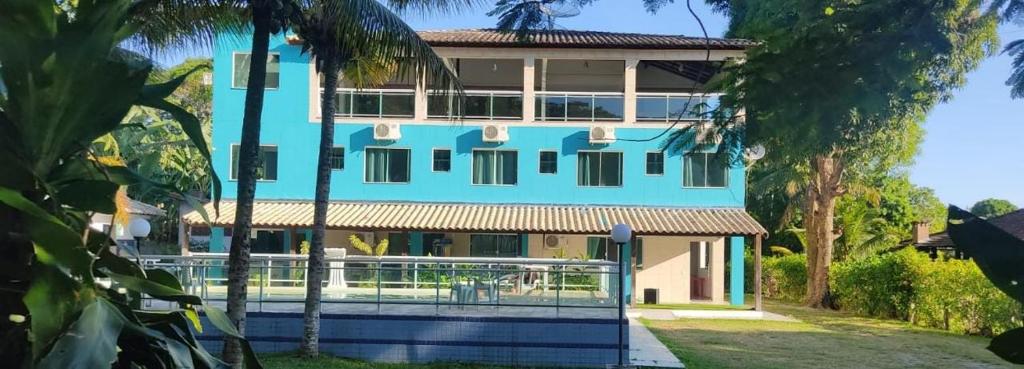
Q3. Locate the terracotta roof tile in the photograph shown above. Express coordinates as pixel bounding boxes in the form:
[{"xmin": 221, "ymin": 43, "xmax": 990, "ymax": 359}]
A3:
[{"xmin": 184, "ymin": 200, "xmax": 766, "ymax": 236}]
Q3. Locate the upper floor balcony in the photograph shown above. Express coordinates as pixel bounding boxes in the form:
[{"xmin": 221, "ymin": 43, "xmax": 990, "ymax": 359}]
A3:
[{"xmin": 314, "ymin": 57, "xmax": 730, "ymax": 124}]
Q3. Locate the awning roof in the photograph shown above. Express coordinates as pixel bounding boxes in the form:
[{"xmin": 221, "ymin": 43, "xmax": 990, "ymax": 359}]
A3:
[{"xmin": 184, "ymin": 200, "xmax": 766, "ymax": 236}]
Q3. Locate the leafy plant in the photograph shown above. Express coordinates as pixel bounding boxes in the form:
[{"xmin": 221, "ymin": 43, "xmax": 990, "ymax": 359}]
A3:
[
  {"xmin": 0, "ymin": 0, "xmax": 258, "ymax": 367},
  {"xmin": 348, "ymin": 235, "xmax": 389, "ymax": 257}
]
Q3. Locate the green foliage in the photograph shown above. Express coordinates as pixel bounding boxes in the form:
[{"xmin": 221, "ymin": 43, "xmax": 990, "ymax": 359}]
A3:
[
  {"xmin": 969, "ymin": 198, "xmax": 1019, "ymax": 218},
  {"xmin": 913, "ymin": 257, "xmax": 1023, "ymax": 335},
  {"xmin": 348, "ymin": 234, "xmax": 389, "ymax": 256},
  {"xmin": 0, "ymin": 0, "xmax": 255, "ymax": 367},
  {"xmin": 749, "ymin": 253, "xmax": 808, "ymax": 302},
  {"xmin": 830, "ymin": 248, "xmax": 923, "ymax": 319}
]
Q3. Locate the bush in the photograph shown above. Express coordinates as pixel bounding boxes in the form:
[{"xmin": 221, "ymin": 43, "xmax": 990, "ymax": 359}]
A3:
[
  {"xmin": 912, "ymin": 258, "xmax": 1022, "ymax": 335},
  {"xmin": 756, "ymin": 253, "xmax": 808, "ymax": 302},
  {"xmin": 830, "ymin": 248, "xmax": 923, "ymax": 319}
]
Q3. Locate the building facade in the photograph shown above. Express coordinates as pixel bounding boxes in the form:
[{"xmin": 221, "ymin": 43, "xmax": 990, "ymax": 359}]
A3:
[{"xmin": 186, "ymin": 29, "xmax": 765, "ymax": 305}]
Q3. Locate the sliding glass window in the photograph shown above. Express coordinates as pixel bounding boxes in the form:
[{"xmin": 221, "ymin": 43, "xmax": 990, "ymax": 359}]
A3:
[
  {"xmin": 365, "ymin": 148, "xmax": 410, "ymax": 183},
  {"xmin": 578, "ymin": 151, "xmax": 623, "ymax": 187},
  {"xmin": 472, "ymin": 150, "xmax": 518, "ymax": 185}
]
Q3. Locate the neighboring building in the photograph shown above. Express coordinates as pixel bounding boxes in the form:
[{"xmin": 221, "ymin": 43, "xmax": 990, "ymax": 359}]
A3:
[
  {"xmin": 184, "ymin": 29, "xmax": 766, "ymax": 305},
  {"xmin": 90, "ymin": 198, "xmax": 166, "ymax": 247},
  {"xmin": 909, "ymin": 209, "xmax": 1024, "ymax": 260}
]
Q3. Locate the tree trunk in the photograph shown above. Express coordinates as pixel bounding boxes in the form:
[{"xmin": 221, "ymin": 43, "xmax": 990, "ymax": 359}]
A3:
[
  {"xmin": 301, "ymin": 57, "xmax": 339, "ymax": 357},
  {"xmin": 222, "ymin": 3, "xmax": 272, "ymax": 365},
  {"xmin": 803, "ymin": 155, "xmax": 844, "ymax": 308}
]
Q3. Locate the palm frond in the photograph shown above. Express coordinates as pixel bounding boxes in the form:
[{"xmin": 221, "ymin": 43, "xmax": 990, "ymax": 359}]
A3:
[
  {"xmin": 387, "ymin": 0, "xmax": 482, "ymax": 15},
  {"xmin": 126, "ymin": 0, "xmax": 249, "ymax": 57},
  {"xmin": 1005, "ymin": 39, "xmax": 1024, "ymax": 99},
  {"xmin": 297, "ymin": 0, "xmax": 464, "ymax": 110}
]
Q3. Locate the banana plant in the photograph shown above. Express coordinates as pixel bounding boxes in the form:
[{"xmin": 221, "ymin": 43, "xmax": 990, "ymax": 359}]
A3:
[
  {"xmin": 947, "ymin": 206, "xmax": 1024, "ymax": 364},
  {"xmin": 0, "ymin": 0, "xmax": 258, "ymax": 368}
]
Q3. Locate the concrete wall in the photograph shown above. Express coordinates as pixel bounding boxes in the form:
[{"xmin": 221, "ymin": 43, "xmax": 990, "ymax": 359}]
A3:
[
  {"xmin": 634, "ymin": 236, "xmax": 726, "ymax": 304},
  {"xmin": 197, "ymin": 312, "xmax": 626, "ymax": 368}
]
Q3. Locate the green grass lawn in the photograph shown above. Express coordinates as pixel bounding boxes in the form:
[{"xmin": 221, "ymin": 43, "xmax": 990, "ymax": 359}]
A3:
[{"xmin": 644, "ymin": 301, "xmax": 1018, "ymax": 369}]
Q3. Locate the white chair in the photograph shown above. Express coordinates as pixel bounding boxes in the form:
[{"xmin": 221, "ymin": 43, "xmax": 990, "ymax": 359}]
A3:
[{"xmin": 325, "ymin": 248, "xmax": 347, "ymax": 288}]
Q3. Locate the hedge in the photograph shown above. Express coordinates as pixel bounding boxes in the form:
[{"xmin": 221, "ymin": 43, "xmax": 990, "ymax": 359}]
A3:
[{"xmin": 752, "ymin": 248, "xmax": 1023, "ymax": 336}]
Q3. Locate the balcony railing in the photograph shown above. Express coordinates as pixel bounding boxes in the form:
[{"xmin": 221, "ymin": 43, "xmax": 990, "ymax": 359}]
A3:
[
  {"xmin": 535, "ymin": 92, "xmax": 625, "ymax": 122},
  {"xmin": 428, "ymin": 90, "xmax": 523, "ymax": 120},
  {"xmin": 139, "ymin": 253, "xmax": 619, "ymax": 314},
  {"xmin": 325, "ymin": 88, "xmax": 415, "ymax": 118},
  {"xmin": 636, "ymin": 93, "xmax": 722, "ymax": 122}
]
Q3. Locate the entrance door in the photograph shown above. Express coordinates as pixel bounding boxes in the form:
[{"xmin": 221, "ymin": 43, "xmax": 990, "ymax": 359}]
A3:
[{"xmin": 690, "ymin": 241, "xmax": 711, "ymax": 300}]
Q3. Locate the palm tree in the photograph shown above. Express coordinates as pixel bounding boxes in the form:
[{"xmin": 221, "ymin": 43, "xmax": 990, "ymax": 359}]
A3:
[{"xmin": 293, "ymin": 0, "xmax": 469, "ymax": 357}]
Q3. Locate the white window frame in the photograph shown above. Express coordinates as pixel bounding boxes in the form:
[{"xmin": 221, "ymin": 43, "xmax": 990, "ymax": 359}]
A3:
[
  {"xmin": 229, "ymin": 143, "xmax": 278, "ymax": 182},
  {"xmin": 538, "ymin": 149, "xmax": 558, "ymax": 175},
  {"xmin": 471, "ymin": 148, "xmax": 519, "ymax": 186},
  {"xmin": 329, "ymin": 146, "xmax": 345, "ymax": 171},
  {"xmin": 699, "ymin": 241, "xmax": 710, "ymax": 269},
  {"xmin": 363, "ymin": 146, "xmax": 412, "ymax": 184},
  {"xmin": 645, "ymin": 151, "xmax": 665, "ymax": 176},
  {"xmin": 576, "ymin": 150, "xmax": 624, "ymax": 188},
  {"xmin": 232, "ymin": 51, "xmax": 281, "ymax": 90},
  {"xmin": 431, "ymin": 148, "xmax": 452, "ymax": 173},
  {"xmin": 682, "ymin": 152, "xmax": 729, "ymax": 188}
]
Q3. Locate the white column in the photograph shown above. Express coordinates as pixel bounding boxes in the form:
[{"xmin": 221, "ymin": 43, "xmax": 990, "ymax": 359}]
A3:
[
  {"xmin": 414, "ymin": 73, "xmax": 428, "ymax": 121},
  {"xmin": 624, "ymin": 58, "xmax": 639, "ymax": 125},
  {"xmin": 522, "ymin": 57, "xmax": 535, "ymax": 123}
]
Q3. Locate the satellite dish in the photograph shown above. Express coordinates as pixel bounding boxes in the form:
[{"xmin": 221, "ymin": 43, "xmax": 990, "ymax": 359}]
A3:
[
  {"xmin": 539, "ymin": 2, "xmax": 581, "ymax": 29},
  {"xmin": 743, "ymin": 144, "xmax": 766, "ymax": 161}
]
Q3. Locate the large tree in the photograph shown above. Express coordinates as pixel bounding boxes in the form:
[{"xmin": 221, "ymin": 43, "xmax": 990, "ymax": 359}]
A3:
[
  {"xmin": 990, "ymin": 0, "xmax": 1024, "ymax": 97},
  {"xmin": 703, "ymin": 0, "xmax": 998, "ymax": 307},
  {"xmin": 970, "ymin": 198, "xmax": 1019, "ymax": 218},
  {"xmin": 292, "ymin": 0, "xmax": 467, "ymax": 357}
]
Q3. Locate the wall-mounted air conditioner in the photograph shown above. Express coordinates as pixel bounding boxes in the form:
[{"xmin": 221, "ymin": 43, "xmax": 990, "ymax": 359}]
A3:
[
  {"xmin": 543, "ymin": 234, "xmax": 568, "ymax": 249},
  {"xmin": 482, "ymin": 124, "xmax": 510, "ymax": 143},
  {"xmin": 589, "ymin": 125, "xmax": 616, "ymax": 144},
  {"xmin": 373, "ymin": 123, "xmax": 401, "ymax": 140}
]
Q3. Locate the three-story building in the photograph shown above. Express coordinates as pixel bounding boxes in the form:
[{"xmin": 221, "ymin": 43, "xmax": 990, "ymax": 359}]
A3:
[{"xmin": 185, "ymin": 29, "xmax": 766, "ymax": 305}]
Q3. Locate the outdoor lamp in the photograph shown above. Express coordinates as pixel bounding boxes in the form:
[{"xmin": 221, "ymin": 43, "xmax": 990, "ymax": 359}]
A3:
[
  {"xmin": 609, "ymin": 222, "xmax": 631, "ymax": 367},
  {"xmin": 129, "ymin": 217, "xmax": 151, "ymax": 250}
]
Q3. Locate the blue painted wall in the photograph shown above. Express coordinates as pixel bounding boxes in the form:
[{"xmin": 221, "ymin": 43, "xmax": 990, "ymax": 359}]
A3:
[{"xmin": 213, "ymin": 33, "xmax": 746, "ymax": 208}]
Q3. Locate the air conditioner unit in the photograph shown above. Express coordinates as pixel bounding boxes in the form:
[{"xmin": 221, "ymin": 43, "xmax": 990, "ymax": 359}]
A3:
[
  {"xmin": 373, "ymin": 123, "xmax": 401, "ymax": 140},
  {"xmin": 589, "ymin": 125, "xmax": 616, "ymax": 144},
  {"xmin": 543, "ymin": 234, "xmax": 568, "ymax": 249},
  {"xmin": 482, "ymin": 124, "xmax": 509, "ymax": 143}
]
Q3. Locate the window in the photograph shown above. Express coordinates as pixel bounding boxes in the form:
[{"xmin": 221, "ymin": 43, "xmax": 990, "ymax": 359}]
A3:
[
  {"xmin": 577, "ymin": 151, "xmax": 623, "ymax": 187},
  {"xmin": 645, "ymin": 152, "xmax": 664, "ymax": 175},
  {"xmin": 586, "ymin": 237, "xmax": 619, "ymax": 262},
  {"xmin": 387, "ymin": 233, "xmax": 410, "ymax": 256},
  {"xmin": 230, "ymin": 144, "xmax": 278, "ymax": 181},
  {"xmin": 365, "ymin": 148, "xmax": 410, "ymax": 183},
  {"xmin": 233, "ymin": 53, "xmax": 279, "ymax": 89},
  {"xmin": 539, "ymin": 150, "xmax": 558, "ymax": 174},
  {"xmin": 636, "ymin": 238, "xmax": 644, "ymax": 269},
  {"xmin": 432, "ymin": 149, "xmax": 451, "ymax": 172},
  {"xmin": 470, "ymin": 234, "xmax": 520, "ymax": 257},
  {"xmin": 684, "ymin": 153, "xmax": 728, "ymax": 188},
  {"xmin": 472, "ymin": 150, "xmax": 518, "ymax": 185},
  {"xmin": 329, "ymin": 147, "xmax": 344, "ymax": 170}
]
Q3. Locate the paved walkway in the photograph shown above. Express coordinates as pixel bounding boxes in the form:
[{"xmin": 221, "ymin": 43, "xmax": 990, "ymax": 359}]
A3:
[
  {"xmin": 629, "ymin": 308, "xmax": 799, "ymax": 322},
  {"xmin": 629, "ymin": 318, "xmax": 685, "ymax": 368}
]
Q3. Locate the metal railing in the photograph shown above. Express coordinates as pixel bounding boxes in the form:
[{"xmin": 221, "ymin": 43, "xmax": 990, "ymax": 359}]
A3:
[
  {"xmin": 428, "ymin": 90, "xmax": 523, "ymax": 120},
  {"xmin": 140, "ymin": 253, "xmax": 619, "ymax": 314},
  {"xmin": 535, "ymin": 91, "xmax": 625, "ymax": 122},
  {"xmin": 323, "ymin": 88, "xmax": 416, "ymax": 118},
  {"xmin": 635, "ymin": 93, "xmax": 722, "ymax": 122}
]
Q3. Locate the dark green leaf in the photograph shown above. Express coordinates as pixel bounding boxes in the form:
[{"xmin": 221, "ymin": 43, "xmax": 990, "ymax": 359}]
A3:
[
  {"xmin": 105, "ymin": 270, "xmax": 203, "ymax": 305},
  {"xmin": 56, "ymin": 180, "xmax": 119, "ymax": 214},
  {"xmin": 202, "ymin": 305, "xmax": 263, "ymax": 369},
  {"xmin": 0, "ymin": 186, "xmax": 92, "ymax": 277},
  {"xmin": 37, "ymin": 300, "xmax": 125, "ymax": 369},
  {"xmin": 989, "ymin": 327, "xmax": 1024, "ymax": 364},
  {"xmin": 24, "ymin": 264, "xmax": 82, "ymax": 360}
]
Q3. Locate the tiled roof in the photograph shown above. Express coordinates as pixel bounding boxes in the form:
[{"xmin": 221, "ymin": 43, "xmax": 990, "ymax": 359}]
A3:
[
  {"xmin": 911, "ymin": 209, "xmax": 1024, "ymax": 248},
  {"xmin": 127, "ymin": 199, "xmax": 166, "ymax": 217},
  {"xmin": 416, "ymin": 29, "xmax": 754, "ymax": 50},
  {"xmin": 184, "ymin": 200, "xmax": 766, "ymax": 236}
]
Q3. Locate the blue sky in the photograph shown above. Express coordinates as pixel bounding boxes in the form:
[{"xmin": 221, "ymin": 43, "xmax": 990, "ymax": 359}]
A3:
[{"xmin": 159, "ymin": 1, "xmax": 1024, "ymax": 208}]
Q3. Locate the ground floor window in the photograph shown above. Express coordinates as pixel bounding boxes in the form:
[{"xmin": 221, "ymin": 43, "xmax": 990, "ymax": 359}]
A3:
[
  {"xmin": 469, "ymin": 234, "xmax": 520, "ymax": 257},
  {"xmin": 586, "ymin": 237, "xmax": 620, "ymax": 262},
  {"xmin": 387, "ymin": 233, "xmax": 410, "ymax": 256}
]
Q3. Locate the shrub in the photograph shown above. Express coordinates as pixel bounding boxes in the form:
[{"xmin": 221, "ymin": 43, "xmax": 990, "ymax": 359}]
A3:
[
  {"xmin": 913, "ymin": 258, "xmax": 1022, "ymax": 335},
  {"xmin": 759, "ymin": 253, "xmax": 808, "ymax": 302},
  {"xmin": 830, "ymin": 248, "xmax": 924, "ymax": 319}
]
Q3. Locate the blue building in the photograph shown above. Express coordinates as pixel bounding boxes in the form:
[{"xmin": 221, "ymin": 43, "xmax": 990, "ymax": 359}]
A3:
[{"xmin": 186, "ymin": 29, "xmax": 765, "ymax": 306}]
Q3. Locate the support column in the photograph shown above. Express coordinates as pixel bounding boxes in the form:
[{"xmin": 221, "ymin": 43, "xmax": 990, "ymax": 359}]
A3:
[
  {"xmin": 282, "ymin": 229, "xmax": 292, "ymax": 254},
  {"xmin": 622, "ymin": 241, "xmax": 633, "ymax": 305},
  {"xmin": 519, "ymin": 234, "xmax": 530, "ymax": 257},
  {"xmin": 410, "ymin": 231, "xmax": 424, "ymax": 256},
  {"xmin": 522, "ymin": 57, "xmax": 535, "ymax": 123},
  {"xmin": 754, "ymin": 233, "xmax": 764, "ymax": 311},
  {"xmin": 210, "ymin": 227, "xmax": 225, "ymax": 253},
  {"xmin": 729, "ymin": 236, "xmax": 745, "ymax": 306},
  {"xmin": 414, "ymin": 74, "xmax": 428, "ymax": 121},
  {"xmin": 624, "ymin": 58, "xmax": 639, "ymax": 124}
]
